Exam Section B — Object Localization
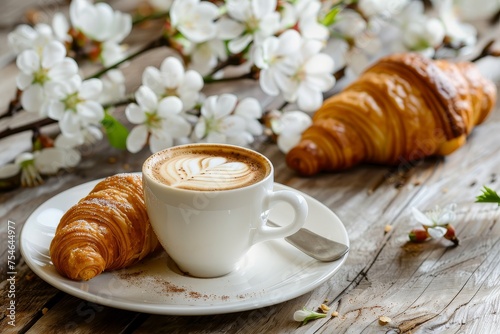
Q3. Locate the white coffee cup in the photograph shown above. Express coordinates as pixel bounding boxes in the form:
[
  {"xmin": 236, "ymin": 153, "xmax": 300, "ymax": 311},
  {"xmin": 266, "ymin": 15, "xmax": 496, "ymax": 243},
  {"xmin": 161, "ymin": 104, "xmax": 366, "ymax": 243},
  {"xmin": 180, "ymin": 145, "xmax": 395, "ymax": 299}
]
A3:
[{"xmin": 142, "ymin": 143, "xmax": 308, "ymax": 278}]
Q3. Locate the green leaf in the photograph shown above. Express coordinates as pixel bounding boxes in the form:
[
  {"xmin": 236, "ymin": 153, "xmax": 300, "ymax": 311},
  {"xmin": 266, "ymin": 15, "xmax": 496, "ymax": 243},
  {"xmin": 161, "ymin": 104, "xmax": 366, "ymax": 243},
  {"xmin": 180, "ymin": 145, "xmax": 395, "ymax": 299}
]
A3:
[
  {"xmin": 476, "ymin": 186, "xmax": 500, "ymax": 205},
  {"xmin": 320, "ymin": 7, "xmax": 341, "ymax": 27},
  {"xmin": 101, "ymin": 112, "xmax": 129, "ymax": 150}
]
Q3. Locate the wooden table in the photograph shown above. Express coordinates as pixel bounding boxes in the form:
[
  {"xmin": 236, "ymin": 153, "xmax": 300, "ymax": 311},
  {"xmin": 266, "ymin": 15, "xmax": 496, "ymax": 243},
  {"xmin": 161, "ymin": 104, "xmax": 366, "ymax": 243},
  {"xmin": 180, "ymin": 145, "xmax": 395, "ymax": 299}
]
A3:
[{"xmin": 2, "ymin": 1, "xmax": 500, "ymax": 333}]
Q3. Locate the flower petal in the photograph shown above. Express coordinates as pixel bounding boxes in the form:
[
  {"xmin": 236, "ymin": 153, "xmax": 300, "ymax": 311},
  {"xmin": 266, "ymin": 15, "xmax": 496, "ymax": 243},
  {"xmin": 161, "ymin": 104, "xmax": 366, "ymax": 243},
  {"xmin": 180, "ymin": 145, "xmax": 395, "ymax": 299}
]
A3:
[
  {"xmin": 180, "ymin": 70, "xmax": 204, "ymax": 93},
  {"xmin": 252, "ymin": 0, "xmax": 277, "ymax": 19},
  {"xmin": 219, "ymin": 115, "xmax": 246, "ymax": 135},
  {"xmin": 48, "ymin": 58, "xmax": 79, "ymax": 81},
  {"xmin": 150, "ymin": 131, "xmax": 173, "ymax": 153},
  {"xmin": 215, "ymin": 94, "xmax": 238, "ymax": 119},
  {"xmin": 35, "ymin": 148, "xmax": 65, "ymax": 174},
  {"xmin": 412, "ymin": 207, "xmax": 432, "ymax": 226},
  {"xmin": 162, "ymin": 116, "xmax": 191, "ymax": 138},
  {"xmin": 246, "ymin": 119, "xmax": 263, "ymax": 136},
  {"xmin": 16, "ymin": 73, "xmax": 34, "ymax": 90},
  {"xmin": 259, "ymin": 69, "xmax": 280, "ymax": 96},
  {"xmin": 0, "ymin": 163, "xmax": 21, "ymax": 178},
  {"xmin": 21, "ymin": 84, "xmax": 45, "ymax": 113},
  {"xmin": 60, "ymin": 111, "xmax": 81, "ymax": 137},
  {"xmin": 77, "ymin": 100, "xmax": 105, "ymax": 124},
  {"xmin": 79, "ymin": 79, "xmax": 103, "ymax": 100},
  {"xmin": 136, "ymin": 85, "xmax": 158, "ymax": 112},
  {"xmin": 160, "ymin": 57, "xmax": 185, "ymax": 89},
  {"xmin": 277, "ymin": 29, "xmax": 302, "ymax": 55},
  {"xmin": 42, "ymin": 41, "xmax": 66, "ymax": 68},
  {"xmin": 228, "ymin": 34, "xmax": 253, "ymax": 54},
  {"xmin": 235, "ymin": 97, "xmax": 262, "ymax": 119},
  {"xmin": 125, "ymin": 103, "xmax": 146, "ymax": 124},
  {"xmin": 194, "ymin": 118, "xmax": 207, "ymax": 139},
  {"xmin": 126, "ymin": 125, "xmax": 149, "ymax": 153},
  {"xmin": 277, "ymin": 133, "xmax": 301, "ymax": 153},
  {"xmin": 142, "ymin": 66, "xmax": 164, "ymax": 96},
  {"xmin": 158, "ymin": 96, "xmax": 183, "ymax": 117},
  {"xmin": 17, "ymin": 50, "xmax": 40, "ymax": 74},
  {"xmin": 297, "ymin": 85, "xmax": 323, "ymax": 112},
  {"xmin": 280, "ymin": 111, "xmax": 312, "ymax": 134},
  {"xmin": 46, "ymin": 100, "xmax": 66, "ymax": 120},
  {"xmin": 427, "ymin": 226, "xmax": 447, "ymax": 239},
  {"xmin": 217, "ymin": 17, "xmax": 245, "ymax": 40}
]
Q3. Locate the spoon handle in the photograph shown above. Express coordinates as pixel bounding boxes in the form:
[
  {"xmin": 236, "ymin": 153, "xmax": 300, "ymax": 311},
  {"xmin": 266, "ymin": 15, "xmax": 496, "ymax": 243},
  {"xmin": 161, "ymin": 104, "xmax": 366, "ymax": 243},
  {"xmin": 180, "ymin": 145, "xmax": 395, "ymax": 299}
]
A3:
[{"xmin": 267, "ymin": 220, "xmax": 349, "ymax": 262}]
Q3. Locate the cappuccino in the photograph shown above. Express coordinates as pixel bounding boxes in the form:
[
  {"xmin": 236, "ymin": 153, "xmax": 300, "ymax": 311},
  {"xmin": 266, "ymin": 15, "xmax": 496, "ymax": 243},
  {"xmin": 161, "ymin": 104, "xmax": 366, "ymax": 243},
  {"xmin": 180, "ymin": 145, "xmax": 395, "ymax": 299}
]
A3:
[{"xmin": 144, "ymin": 145, "xmax": 270, "ymax": 191}]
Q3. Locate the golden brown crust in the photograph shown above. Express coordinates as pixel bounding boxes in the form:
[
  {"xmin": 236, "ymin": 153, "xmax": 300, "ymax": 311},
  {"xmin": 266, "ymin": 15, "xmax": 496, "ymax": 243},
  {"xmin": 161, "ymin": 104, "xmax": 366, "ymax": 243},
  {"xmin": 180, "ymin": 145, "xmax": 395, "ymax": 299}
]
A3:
[
  {"xmin": 286, "ymin": 53, "xmax": 496, "ymax": 176},
  {"xmin": 49, "ymin": 173, "xmax": 160, "ymax": 281}
]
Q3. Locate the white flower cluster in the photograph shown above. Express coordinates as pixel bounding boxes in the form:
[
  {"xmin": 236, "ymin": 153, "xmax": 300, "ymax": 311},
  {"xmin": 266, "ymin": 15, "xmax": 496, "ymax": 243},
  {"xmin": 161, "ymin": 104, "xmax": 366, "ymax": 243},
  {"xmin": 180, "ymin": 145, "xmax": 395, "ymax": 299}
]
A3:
[
  {"xmin": 2, "ymin": 0, "xmax": 130, "ymax": 185},
  {"xmin": 125, "ymin": 56, "xmax": 263, "ymax": 153},
  {"xmin": 0, "ymin": 0, "xmax": 490, "ymax": 186}
]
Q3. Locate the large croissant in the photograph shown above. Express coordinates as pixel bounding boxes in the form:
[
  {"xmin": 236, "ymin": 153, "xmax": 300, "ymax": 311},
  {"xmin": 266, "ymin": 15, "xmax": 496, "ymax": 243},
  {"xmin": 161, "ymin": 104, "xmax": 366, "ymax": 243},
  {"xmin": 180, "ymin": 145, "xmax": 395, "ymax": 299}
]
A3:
[
  {"xmin": 50, "ymin": 174, "xmax": 160, "ymax": 280},
  {"xmin": 286, "ymin": 53, "xmax": 497, "ymax": 176}
]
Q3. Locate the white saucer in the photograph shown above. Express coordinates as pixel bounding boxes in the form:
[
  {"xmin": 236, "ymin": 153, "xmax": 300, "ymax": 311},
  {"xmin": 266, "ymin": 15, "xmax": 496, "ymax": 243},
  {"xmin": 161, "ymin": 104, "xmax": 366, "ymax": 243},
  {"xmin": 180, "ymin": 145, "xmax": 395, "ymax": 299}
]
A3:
[{"xmin": 20, "ymin": 178, "xmax": 349, "ymax": 315}]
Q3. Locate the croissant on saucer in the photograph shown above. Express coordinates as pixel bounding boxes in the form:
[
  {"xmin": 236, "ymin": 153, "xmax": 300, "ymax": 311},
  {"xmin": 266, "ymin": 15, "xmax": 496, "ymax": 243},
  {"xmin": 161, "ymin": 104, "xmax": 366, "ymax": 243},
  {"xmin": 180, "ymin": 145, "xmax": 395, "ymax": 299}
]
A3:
[
  {"xmin": 49, "ymin": 173, "xmax": 160, "ymax": 281},
  {"xmin": 286, "ymin": 53, "xmax": 497, "ymax": 176}
]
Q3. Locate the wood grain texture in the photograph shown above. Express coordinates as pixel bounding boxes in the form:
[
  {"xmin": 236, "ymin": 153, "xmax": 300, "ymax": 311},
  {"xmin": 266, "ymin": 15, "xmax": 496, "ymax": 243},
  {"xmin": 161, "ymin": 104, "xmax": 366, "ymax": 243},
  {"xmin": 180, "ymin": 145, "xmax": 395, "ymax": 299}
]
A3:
[{"xmin": 1, "ymin": 1, "xmax": 500, "ymax": 333}]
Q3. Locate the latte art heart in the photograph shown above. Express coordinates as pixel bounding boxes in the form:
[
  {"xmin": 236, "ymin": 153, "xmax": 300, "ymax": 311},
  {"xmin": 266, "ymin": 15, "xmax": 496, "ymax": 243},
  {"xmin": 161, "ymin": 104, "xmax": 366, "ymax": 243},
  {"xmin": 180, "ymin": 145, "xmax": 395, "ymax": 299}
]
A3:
[{"xmin": 153, "ymin": 153, "xmax": 265, "ymax": 190}]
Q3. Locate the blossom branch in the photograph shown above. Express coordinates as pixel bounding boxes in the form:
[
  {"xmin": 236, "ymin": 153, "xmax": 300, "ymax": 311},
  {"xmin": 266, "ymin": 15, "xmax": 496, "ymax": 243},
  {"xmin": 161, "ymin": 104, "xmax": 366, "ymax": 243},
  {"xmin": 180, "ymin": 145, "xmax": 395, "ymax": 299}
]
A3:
[
  {"xmin": 469, "ymin": 39, "xmax": 499, "ymax": 63},
  {"xmin": 0, "ymin": 118, "xmax": 57, "ymax": 140},
  {"xmin": 0, "ymin": 90, "xmax": 22, "ymax": 120},
  {"xmin": 87, "ymin": 36, "xmax": 168, "ymax": 79},
  {"xmin": 133, "ymin": 11, "xmax": 170, "ymax": 26}
]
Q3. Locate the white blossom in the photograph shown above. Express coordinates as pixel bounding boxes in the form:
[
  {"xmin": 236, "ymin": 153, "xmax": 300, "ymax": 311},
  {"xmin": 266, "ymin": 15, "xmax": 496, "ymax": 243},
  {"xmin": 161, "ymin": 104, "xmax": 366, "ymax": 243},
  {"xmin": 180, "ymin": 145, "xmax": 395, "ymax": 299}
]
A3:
[
  {"xmin": 188, "ymin": 38, "xmax": 228, "ymax": 76},
  {"xmin": 142, "ymin": 56, "xmax": 203, "ymax": 111},
  {"xmin": 280, "ymin": 40, "xmax": 335, "ymax": 112},
  {"xmin": 329, "ymin": 9, "xmax": 381, "ymax": 74},
  {"xmin": 254, "ymin": 29, "xmax": 302, "ymax": 97},
  {"xmin": 395, "ymin": 1, "xmax": 445, "ymax": 57},
  {"xmin": 233, "ymin": 97, "xmax": 263, "ymax": 137},
  {"xmin": 223, "ymin": 0, "xmax": 281, "ymax": 54},
  {"xmin": 194, "ymin": 94, "xmax": 255, "ymax": 146},
  {"xmin": 125, "ymin": 85, "xmax": 191, "ymax": 153},
  {"xmin": 434, "ymin": 0, "xmax": 476, "ymax": 49},
  {"xmin": 15, "ymin": 153, "xmax": 43, "ymax": 187},
  {"xmin": 53, "ymin": 0, "xmax": 132, "ymax": 65},
  {"xmin": 411, "ymin": 204, "xmax": 457, "ymax": 239},
  {"xmin": 272, "ymin": 111, "xmax": 312, "ymax": 153},
  {"xmin": 16, "ymin": 40, "xmax": 78, "ymax": 114},
  {"xmin": 43, "ymin": 76, "xmax": 105, "ymax": 140},
  {"xmin": 4, "ymin": 137, "xmax": 81, "ymax": 187},
  {"xmin": 71, "ymin": 0, "xmax": 131, "ymax": 44},
  {"xmin": 290, "ymin": 0, "xmax": 330, "ymax": 41},
  {"xmin": 170, "ymin": 0, "xmax": 219, "ymax": 43},
  {"xmin": 8, "ymin": 23, "xmax": 54, "ymax": 54}
]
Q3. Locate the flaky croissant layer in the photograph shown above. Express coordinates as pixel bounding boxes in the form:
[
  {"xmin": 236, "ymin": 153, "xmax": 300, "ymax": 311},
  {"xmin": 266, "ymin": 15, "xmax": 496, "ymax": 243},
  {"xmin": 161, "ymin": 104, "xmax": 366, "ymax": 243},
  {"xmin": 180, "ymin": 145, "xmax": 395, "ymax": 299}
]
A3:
[
  {"xmin": 286, "ymin": 53, "xmax": 497, "ymax": 176},
  {"xmin": 49, "ymin": 174, "xmax": 160, "ymax": 281}
]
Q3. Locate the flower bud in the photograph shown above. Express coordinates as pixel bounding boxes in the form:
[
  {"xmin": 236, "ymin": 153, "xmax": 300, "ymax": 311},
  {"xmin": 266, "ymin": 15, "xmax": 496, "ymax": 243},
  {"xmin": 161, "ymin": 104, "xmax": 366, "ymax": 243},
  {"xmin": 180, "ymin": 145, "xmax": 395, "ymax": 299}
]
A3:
[
  {"xmin": 444, "ymin": 224, "xmax": 459, "ymax": 246},
  {"xmin": 408, "ymin": 229, "xmax": 429, "ymax": 243}
]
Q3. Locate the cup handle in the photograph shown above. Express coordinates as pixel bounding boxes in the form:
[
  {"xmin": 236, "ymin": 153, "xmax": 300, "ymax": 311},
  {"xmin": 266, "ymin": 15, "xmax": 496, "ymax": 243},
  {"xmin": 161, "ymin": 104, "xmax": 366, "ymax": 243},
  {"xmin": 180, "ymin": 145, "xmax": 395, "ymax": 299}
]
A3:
[{"xmin": 252, "ymin": 190, "xmax": 308, "ymax": 244}]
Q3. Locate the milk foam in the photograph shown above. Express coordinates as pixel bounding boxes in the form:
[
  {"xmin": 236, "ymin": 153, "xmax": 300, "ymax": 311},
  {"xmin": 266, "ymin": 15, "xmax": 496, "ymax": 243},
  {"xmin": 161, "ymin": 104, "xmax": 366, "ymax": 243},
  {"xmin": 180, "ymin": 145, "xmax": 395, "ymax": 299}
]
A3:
[{"xmin": 148, "ymin": 150, "xmax": 268, "ymax": 191}]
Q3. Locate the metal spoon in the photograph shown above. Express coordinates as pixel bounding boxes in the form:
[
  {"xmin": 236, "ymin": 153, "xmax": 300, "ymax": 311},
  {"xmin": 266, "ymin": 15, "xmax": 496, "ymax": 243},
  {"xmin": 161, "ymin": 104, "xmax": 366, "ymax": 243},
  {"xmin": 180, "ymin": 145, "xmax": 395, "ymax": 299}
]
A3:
[{"xmin": 267, "ymin": 220, "xmax": 349, "ymax": 262}]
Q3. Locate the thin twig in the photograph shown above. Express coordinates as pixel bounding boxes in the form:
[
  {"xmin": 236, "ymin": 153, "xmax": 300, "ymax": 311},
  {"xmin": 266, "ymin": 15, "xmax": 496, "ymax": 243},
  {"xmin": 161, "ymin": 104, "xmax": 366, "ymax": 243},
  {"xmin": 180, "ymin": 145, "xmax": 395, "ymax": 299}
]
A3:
[
  {"xmin": 204, "ymin": 72, "xmax": 255, "ymax": 84},
  {"xmin": 0, "ymin": 118, "xmax": 57, "ymax": 140},
  {"xmin": 132, "ymin": 11, "xmax": 169, "ymax": 25},
  {"xmin": 87, "ymin": 36, "xmax": 167, "ymax": 79},
  {"xmin": 469, "ymin": 40, "xmax": 497, "ymax": 63},
  {"xmin": 203, "ymin": 54, "xmax": 245, "ymax": 80}
]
